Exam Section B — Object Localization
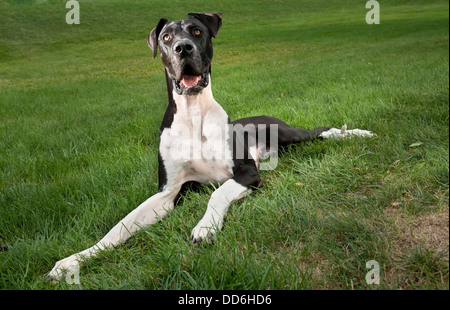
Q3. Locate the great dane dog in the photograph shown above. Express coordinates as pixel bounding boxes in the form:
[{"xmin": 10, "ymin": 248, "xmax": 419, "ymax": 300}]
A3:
[{"xmin": 46, "ymin": 12, "xmax": 373, "ymax": 281}]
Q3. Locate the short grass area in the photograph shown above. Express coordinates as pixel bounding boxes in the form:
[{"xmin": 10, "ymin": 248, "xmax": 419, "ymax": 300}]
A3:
[{"xmin": 0, "ymin": 0, "xmax": 448, "ymax": 289}]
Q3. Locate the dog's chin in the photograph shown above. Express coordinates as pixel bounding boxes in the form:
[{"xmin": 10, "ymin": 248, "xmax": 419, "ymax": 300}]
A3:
[{"xmin": 173, "ymin": 73, "xmax": 209, "ymax": 96}]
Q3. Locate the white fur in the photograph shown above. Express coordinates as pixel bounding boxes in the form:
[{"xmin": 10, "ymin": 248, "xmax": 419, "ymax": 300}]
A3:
[
  {"xmin": 159, "ymin": 76, "xmax": 235, "ymax": 185},
  {"xmin": 191, "ymin": 179, "xmax": 251, "ymax": 242},
  {"xmin": 320, "ymin": 124, "xmax": 375, "ymax": 139}
]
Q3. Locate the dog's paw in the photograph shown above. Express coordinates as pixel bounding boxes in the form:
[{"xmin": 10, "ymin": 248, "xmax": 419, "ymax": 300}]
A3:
[
  {"xmin": 44, "ymin": 255, "xmax": 80, "ymax": 283},
  {"xmin": 320, "ymin": 125, "xmax": 376, "ymax": 139},
  {"xmin": 191, "ymin": 222, "xmax": 218, "ymax": 244}
]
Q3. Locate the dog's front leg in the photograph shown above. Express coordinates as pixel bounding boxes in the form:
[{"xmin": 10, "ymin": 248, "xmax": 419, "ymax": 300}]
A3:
[
  {"xmin": 45, "ymin": 186, "xmax": 180, "ymax": 282},
  {"xmin": 191, "ymin": 179, "xmax": 253, "ymax": 243}
]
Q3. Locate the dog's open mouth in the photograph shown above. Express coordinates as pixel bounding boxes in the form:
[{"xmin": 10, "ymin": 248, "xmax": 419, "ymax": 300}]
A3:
[
  {"xmin": 173, "ymin": 68, "xmax": 209, "ymax": 95},
  {"xmin": 180, "ymin": 75, "xmax": 202, "ymax": 88}
]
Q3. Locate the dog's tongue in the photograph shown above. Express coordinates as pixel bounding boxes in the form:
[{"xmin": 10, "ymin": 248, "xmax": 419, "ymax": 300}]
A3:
[{"xmin": 181, "ymin": 75, "xmax": 201, "ymax": 87}]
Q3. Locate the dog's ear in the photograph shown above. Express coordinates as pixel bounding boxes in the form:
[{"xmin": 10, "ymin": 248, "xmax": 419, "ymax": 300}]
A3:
[
  {"xmin": 147, "ymin": 18, "xmax": 169, "ymax": 58},
  {"xmin": 187, "ymin": 12, "xmax": 222, "ymax": 38}
]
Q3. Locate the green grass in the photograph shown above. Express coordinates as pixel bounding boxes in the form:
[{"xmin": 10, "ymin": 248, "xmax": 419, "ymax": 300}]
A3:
[{"xmin": 0, "ymin": 0, "xmax": 448, "ymax": 290}]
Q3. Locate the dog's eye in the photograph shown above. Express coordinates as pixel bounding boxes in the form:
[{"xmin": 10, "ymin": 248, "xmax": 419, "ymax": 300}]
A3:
[
  {"xmin": 163, "ymin": 34, "xmax": 171, "ymax": 41},
  {"xmin": 193, "ymin": 29, "xmax": 201, "ymax": 36}
]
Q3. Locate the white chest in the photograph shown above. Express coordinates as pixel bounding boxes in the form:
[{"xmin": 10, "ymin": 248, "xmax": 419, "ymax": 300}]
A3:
[{"xmin": 159, "ymin": 89, "xmax": 234, "ymax": 185}]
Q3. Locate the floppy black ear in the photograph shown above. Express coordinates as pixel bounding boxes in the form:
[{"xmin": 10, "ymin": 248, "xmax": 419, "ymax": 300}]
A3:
[
  {"xmin": 147, "ymin": 18, "xmax": 169, "ymax": 58},
  {"xmin": 187, "ymin": 12, "xmax": 222, "ymax": 38}
]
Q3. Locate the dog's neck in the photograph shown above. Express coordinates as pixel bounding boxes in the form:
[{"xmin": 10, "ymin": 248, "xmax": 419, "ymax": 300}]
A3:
[
  {"xmin": 170, "ymin": 73, "xmax": 217, "ymax": 116},
  {"xmin": 161, "ymin": 70, "xmax": 223, "ymax": 133}
]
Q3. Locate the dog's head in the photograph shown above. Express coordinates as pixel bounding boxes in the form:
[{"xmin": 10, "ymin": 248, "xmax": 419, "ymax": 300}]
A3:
[{"xmin": 148, "ymin": 12, "xmax": 222, "ymax": 96}]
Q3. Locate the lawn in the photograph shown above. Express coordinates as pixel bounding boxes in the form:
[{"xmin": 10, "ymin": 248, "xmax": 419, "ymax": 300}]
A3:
[{"xmin": 0, "ymin": 0, "xmax": 448, "ymax": 290}]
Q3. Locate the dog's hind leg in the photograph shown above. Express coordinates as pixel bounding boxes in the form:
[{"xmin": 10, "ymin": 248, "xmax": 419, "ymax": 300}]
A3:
[
  {"xmin": 45, "ymin": 185, "xmax": 181, "ymax": 282},
  {"xmin": 232, "ymin": 115, "xmax": 330, "ymax": 147},
  {"xmin": 233, "ymin": 116, "xmax": 374, "ymax": 147}
]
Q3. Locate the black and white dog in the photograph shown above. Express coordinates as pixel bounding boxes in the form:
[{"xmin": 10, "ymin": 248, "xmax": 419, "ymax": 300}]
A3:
[{"xmin": 46, "ymin": 12, "xmax": 373, "ymax": 281}]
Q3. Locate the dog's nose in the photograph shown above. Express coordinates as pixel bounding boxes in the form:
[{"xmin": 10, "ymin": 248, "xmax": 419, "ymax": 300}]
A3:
[{"xmin": 173, "ymin": 40, "xmax": 194, "ymax": 55}]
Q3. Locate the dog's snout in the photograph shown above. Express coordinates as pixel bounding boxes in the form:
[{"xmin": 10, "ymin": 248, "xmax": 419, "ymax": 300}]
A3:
[{"xmin": 174, "ymin": 40, "xmax": 194, "ymax": 55}]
